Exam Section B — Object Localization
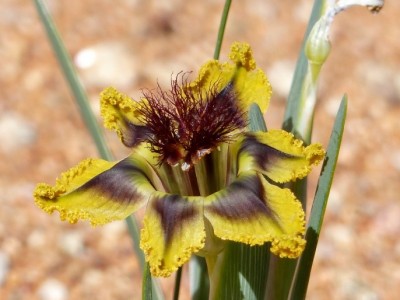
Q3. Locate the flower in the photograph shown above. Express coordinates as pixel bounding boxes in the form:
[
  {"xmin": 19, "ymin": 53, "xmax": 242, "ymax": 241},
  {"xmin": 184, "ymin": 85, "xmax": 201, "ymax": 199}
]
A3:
[{"xmin": 34, "ymin": 42, "xmax": 325, "ymax": 277}]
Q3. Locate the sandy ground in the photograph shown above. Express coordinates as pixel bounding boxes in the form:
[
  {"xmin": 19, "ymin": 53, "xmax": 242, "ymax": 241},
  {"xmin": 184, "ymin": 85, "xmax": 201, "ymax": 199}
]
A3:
[{"xmin": 1, "ymin": 0, "xmax": 399, "ymax": 299}]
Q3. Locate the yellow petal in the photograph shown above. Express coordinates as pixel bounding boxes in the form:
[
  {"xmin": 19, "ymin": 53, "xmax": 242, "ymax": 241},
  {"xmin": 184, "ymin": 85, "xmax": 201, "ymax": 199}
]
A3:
[
  {"xmin": 140, "ymin": 193, "xmax": 205, "ymax": 277},
  {"xmin": 204, "ymin": 172, "xmax": 306, "ymax": 258},
  {"xmin": 229, "ymin": 42, "xmax": 272, "ymax": 113},
  {"xmin": 100, "ymin": 87, "xmax": 149, "ymax": 147},
  {"xmin": 238, "ymin": 130, "xmax": 325, "ymax": 182},
  {"xmin": 188, "ymin": 42, "xmax": 272, "ymax": 113},
  {"xmin": 34, "ymin": 153, "xmax": 155, "ymax": 226}
]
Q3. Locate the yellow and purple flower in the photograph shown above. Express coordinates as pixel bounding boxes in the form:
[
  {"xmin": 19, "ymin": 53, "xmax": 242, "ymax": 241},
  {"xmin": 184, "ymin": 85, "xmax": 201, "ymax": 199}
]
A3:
[{"xmin": 34, "ymin": 42, "xmax": 325, "ymax": 277}]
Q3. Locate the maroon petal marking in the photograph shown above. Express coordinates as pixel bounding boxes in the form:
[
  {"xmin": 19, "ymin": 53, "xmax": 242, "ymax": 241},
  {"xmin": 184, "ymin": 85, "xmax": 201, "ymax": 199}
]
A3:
[
  {"xmin": 120, "ymin": 120, "xmax": 152, "ymax": 148},
  {"xmin": 240, "ymin": 133, "xmax": 296, "ymax": 174},
  {"xmin": 206, "ymin": 174, "xmax": 276, "ymax": 221},
  {"xmin": 78, "ymin": 157, "xmax": 152, "ymax": 205},
  {"xmin": 151, "ymin": 194, "xmax": 199, "ymax": 245}
]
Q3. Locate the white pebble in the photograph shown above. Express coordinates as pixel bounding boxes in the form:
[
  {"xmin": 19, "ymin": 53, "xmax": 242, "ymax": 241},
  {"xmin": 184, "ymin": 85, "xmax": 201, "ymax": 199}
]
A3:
[
  {"xmin": 74, "ymin": 42, "xmax": 138, "ymax": 88},
  {"xmin": 58, "ymin": 231, "xmax": 85, "ymax": 256},
  {"xmin": 0, "ymin": 251, "xmax": 10, "ymax": 286},
  {"xmin": 38, "ymin": 278, "xmax": 68, "ymax": 300},
  {"xmin": 267, "ymin": 60, "xmax": 295, "ymax": 99},
  {"xmin": 0, "ymin": 112, "xmax": 36, "ymax": 153}
]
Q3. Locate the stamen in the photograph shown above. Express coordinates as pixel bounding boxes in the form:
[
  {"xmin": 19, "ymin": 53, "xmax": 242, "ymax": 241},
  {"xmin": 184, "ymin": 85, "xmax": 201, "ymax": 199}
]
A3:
[{"xmin": 137, "ymin": 73, "xmax": 247, "ymax": 169}]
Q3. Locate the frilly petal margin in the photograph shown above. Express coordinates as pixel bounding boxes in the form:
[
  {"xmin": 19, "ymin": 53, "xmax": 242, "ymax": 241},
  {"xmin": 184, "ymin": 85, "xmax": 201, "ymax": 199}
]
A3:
[
  {"xmin": 140, "ymin": 193, "xmax": 205, "ymax": 277},
  {"xmin": 34, "ymin": 153, "xmax": 156, "ymax": 226},
  {"xmin": 204, "ymin": 172, "xmax": 305, "ymax": 258},
  {"xmin": 100, "ymin": 87, "xmax": 150, "ymax": 147},
  {"xmin": 188, "ymin": 42, "xmax": 272, "ymax": 113},
  {"xmin": 238, "ymin": 130, "xmax": 325, "ymax": 183}
]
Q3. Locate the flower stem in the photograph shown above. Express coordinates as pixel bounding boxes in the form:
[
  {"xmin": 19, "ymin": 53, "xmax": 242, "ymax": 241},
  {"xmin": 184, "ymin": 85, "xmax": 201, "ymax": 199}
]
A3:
[
  {"xmin": 187, "ymin": 168, "xmax": 201, "ymax": 196},
  {"xmin": 213, "ymin": 0, "xmax": 232, "ymax": 60},
  {"xmin": 33, "ymin": 0, "xmax": 112, "ymax": 160},
  {"xmin": 173, "ymin": 267, "xmax": 183, "ymax": 300},
  {"xmin": 194, "ymin": 159, "xmax": 210, "ymax": 196}
]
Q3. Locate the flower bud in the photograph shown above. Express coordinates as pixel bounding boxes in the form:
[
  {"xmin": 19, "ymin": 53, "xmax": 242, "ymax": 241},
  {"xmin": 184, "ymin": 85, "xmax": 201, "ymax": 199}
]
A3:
[{"xmin": 305, "ymin": 17, "xmax": 332, "ymax": 67}]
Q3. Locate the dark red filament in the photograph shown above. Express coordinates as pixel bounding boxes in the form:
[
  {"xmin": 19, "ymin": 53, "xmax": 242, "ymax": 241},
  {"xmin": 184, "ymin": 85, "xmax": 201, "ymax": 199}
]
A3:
[{"xmin": 137, "ymin": 73, "xmax": 247, "ymax": 168}]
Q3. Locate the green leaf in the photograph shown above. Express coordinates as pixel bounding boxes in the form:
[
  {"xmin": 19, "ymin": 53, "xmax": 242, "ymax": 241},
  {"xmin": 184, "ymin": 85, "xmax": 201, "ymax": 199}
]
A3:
[
  {"xmin": 249, "ymin": 103, "xmax": 267, "ymax": 132},
  {"xmin": 265, "ymin": 256, "xmax": 297, "ymax": 300},
  {"xmin": 289, "ymin": 96, "xmax": 347, "ymax": 299},
  {"xmin": 210, "ymin": 243, "xmax": 270, "ymax": 300},
  {"xmin": 33, "ymin": 0, "xmax": 111, "ymax": 160},
  {"xmin": 127, "ymin": 218, "xmax": 164, "ymax": 298},
  {"xmin": 173, "ymin": 267, "xmax": 183, "ymax": 300},
  {"xmin": 213, "ymin": 0, "xmax": 232, "ymax": 60},
  {"xmin": 190, "ymin": 256, "xmax": 210, "ymax": 300},
  {"xmin": 142, "ymin": 264, "xmax": 153, "ymax": 300}
]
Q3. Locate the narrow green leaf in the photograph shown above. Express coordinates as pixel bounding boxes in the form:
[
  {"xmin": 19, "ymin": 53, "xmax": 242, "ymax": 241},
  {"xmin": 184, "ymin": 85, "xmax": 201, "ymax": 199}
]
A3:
[
  {"xmin": 265, "ymin": 256, "xmax": 297, "ymax": 300},
  {"xmin": 142, "ymin": 264, "xmax": 153, "ymax": 300},
  {"xmin": 249, "ymin": 103, "xmax": 267, "ymax": 132},
  {"xmin": 289, "ymin": 96, "xmax": 347, "ymax": 299},
  {"xmin": 190, "ymin": 256, "xmax": 210, "ymax": 300},
  {"xmin": 213, "ymin": 0, "xmax": 232, "ymax": 60},
  {"xmin": 33, "ymin": 0, "xmax": 111, "ymax": 160},
  {"xmin": 173, "ymin": 267, "xmax": 183, "ymax": 300},
  {"xmin": 211, "ymin": 243, "xmax": 269, "ymax": 300},
  {"xmin": 125, "ymin": 216, "xmax": 145, "ymax": 271}
]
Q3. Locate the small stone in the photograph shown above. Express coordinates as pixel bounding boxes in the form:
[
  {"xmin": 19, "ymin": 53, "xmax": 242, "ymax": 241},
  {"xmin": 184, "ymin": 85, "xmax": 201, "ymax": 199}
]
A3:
[
  {"xmin": 27, "ymin": 230, "xmax": 46, "ymax": 249},
  {"xmin": 323, "ymin": 95, "xmax": 343, "ymax": 117},
  {"xmin": 37, "ymin": 278, "xmax": 68, "ymax": 300},
  {"xmin": 267, "ymin": 60, "xmax": 295, "ymax": 99},
  {"xmin": 325, "ymin": 224, "xmax": 354, "ymax": 248},
  {"xmin": 82, "ymin": 269, "xmax": 103, "ymax": 288},
  {"xmin": 0, "ymin": 112, "xmax": 36, "ymax": 153},
  {"xmin": 74, "ymin": 42, "xmax": 138, "ymax": 88},
  {"xmin": 58, "ymin": 231, "xmax": 85, "ymax": 256},
  {"xmin": 293, "ymin": 0, "xmax": 313, "ymax": 22},
  {"xmin": 0, "ymin": 251, "xmax": 10, "ymax": 286},
  {"xmin": 391, "ymin": 151, "xmax": 400, "ymax": 171},
  {"xmin": 99, "ymin": 222, "xmax": 127, "ymax": 251}
]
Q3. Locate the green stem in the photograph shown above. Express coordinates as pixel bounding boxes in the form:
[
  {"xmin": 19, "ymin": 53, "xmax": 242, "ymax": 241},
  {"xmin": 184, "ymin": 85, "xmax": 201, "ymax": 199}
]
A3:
[
  {"xmin": 194, "ymin": 159, "xmax": 210, "ymax": 196},
  {"xmin": 125, "ymin": 216, "xmax": 145, "ymax": 271},
  {"xmin": 173, "ymin": 267, "xmax": 183, "ymax": 300},
  {"xmin": 33, "ymin": 0, "xmax": 111, "ymax": 160},
  {"xmin": 142, "ymin": 264, "xmax": 153, "ymax": 300},
  {"xmin": 188, "ymin": 167, "xmax": 201, "ymax": 196},
  {"xmin": 190, "ymin": 256, "xmax": 210, "ymax": 300},
  {"xmin": 213, "ymin": 0, "xmax": 232, "ymax": 60}
]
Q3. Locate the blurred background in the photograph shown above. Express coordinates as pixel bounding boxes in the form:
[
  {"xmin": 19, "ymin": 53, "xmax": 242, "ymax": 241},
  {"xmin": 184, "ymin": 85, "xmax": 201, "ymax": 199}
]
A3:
[{"xmin": 1, "ymin": 0, "xmax": 399, "ymax": 299}]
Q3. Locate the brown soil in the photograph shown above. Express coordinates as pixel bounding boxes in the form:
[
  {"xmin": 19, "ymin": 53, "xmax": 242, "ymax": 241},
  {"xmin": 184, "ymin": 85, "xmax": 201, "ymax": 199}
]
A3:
[{"xmin": 1, "ymin": 1, "xmax": 399, "ymax": 299}]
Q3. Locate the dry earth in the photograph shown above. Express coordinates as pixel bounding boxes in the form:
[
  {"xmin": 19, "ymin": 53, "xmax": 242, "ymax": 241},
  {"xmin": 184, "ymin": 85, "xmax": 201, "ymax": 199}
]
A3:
[{"xmin": 1, "ymin": 0, "xmax": 399, "ymax": 299}]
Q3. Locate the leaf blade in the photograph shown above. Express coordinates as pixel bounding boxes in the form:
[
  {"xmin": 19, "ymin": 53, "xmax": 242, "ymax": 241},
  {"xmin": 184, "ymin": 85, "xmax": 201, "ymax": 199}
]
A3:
[{"xmin": 289, "ymin": 96, "xmax": 348, "ymax": 299}]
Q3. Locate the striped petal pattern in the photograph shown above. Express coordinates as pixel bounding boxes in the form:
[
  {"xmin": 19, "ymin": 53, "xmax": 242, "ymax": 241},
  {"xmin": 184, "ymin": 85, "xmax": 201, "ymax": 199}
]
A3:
[
  {"xmin": 238, "ymin": 130, "xmax": 325, "ymax": 182},
  {"xmin": 34, "ymin": 153, "xmax": 155, "ymax": 226},
  {"xmin": 140, "ymin": 193, "xmax": 205, "ymax": 277},
  {"xmin": 204, "ymin": 172, "xmax": 306, "ymax": 258}
]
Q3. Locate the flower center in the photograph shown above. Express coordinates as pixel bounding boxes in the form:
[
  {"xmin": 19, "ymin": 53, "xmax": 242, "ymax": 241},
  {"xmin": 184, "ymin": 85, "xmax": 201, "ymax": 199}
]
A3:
[{"xmin": 138, "ymin": 74, "xmax": 247, "ymax": 170}]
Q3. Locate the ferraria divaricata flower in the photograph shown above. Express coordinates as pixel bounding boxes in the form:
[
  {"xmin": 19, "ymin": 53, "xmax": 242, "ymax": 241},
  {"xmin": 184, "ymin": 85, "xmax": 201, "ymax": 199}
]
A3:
[{"xmin": 34, "ymin": 42, "xmax": 325, "ymax": 277}]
